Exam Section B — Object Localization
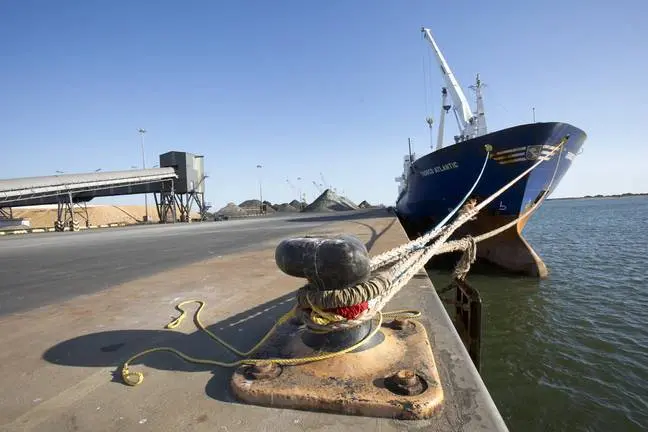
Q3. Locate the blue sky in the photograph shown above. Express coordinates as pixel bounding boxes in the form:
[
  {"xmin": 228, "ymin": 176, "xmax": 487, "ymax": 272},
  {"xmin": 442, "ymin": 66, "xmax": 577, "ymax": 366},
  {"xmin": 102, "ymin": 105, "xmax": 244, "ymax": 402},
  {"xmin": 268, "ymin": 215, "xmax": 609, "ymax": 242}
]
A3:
[{"xmin": 1, "ymin": 0, "xmax": 646, "ymax": 209}]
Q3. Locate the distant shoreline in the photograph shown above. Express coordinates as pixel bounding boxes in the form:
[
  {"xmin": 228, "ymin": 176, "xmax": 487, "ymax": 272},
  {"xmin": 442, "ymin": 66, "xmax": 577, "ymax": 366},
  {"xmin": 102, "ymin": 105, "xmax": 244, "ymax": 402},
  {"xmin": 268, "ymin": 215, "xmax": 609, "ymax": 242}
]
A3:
[{"xmin": 549, "ymin": 192, "xmax": 648, "ymax": 201}]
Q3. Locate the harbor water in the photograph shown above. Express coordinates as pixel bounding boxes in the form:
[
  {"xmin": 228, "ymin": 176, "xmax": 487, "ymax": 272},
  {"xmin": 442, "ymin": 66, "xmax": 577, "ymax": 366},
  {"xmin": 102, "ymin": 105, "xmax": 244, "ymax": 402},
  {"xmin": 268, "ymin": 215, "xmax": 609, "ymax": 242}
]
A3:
[{"xmin": 428, "ymin": 196, "xmax": 648, "ymax": 431}]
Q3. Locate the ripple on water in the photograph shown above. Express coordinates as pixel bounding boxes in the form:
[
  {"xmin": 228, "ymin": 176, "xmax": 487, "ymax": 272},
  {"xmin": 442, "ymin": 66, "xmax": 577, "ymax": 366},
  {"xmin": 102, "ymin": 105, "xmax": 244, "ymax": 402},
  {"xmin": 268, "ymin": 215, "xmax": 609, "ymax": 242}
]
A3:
[{"xmin": 476, "ymin": 197, "xmax": 648, "ymax": 431}]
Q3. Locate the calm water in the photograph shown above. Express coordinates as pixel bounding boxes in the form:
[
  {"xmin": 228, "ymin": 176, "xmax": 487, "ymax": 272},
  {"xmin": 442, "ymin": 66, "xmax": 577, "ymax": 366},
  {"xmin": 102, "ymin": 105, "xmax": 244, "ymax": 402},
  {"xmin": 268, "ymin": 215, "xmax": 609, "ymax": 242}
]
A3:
[{"xmin": 428, "ymin": 196, "xmax": 648, "ymax": 431}]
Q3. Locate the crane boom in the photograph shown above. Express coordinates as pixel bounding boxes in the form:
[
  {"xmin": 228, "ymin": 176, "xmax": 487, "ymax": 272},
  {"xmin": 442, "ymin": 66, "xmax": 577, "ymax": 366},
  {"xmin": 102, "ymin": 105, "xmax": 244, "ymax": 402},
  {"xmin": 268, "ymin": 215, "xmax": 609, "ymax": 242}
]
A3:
[
  {"xmin": 319, "ymin": 173, "xmax": 330, "ymax": 190},
  {"xmin": 421, "ymin": 27, "xmax": 475, "ymax": 139}
]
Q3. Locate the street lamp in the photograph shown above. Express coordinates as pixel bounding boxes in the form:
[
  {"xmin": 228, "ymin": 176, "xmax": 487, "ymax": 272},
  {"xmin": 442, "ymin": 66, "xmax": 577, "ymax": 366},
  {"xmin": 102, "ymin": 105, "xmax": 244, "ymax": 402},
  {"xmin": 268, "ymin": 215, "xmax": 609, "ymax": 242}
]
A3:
[
  {"xmin": 138, "ymin": 128, "xmax": 148, "ymax": 222},
  {"xmin": 256, "ymin": 164, "xmax": 263, "ymax": 214}
]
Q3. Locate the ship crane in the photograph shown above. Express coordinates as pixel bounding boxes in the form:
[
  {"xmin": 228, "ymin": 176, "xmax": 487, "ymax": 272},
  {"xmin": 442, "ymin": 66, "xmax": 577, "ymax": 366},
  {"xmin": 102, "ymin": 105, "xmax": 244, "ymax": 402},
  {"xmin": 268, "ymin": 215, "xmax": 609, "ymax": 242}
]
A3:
[
  {"xmin": 312, "ymin": 181, "xmax": 324, "ymax": 194},
  {"xmin": 425, "ymin": 116, "xmax": 434, "ymax": 150},
  {"xmin": 319, "ymin": 173, "xmax": 331, "ymax": 190},
  {"xmin": 421, "ymin": 27, "xmax": 487, "ymax": 145}
]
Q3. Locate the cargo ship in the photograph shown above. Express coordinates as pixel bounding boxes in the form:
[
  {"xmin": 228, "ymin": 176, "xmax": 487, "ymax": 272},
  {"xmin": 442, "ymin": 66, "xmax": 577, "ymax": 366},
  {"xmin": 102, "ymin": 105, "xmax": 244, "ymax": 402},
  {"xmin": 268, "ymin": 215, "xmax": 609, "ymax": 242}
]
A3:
[{"xmin": 394, "ymin": 27, "xmax": 587, "ymax": 277}]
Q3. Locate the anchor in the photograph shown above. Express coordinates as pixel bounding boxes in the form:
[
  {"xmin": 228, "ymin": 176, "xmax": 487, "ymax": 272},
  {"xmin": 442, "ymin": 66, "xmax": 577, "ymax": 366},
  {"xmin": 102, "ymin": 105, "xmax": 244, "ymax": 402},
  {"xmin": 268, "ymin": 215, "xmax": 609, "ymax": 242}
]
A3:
[{"xmin": 230, "ymin": 234, "xmax": 444, "ymax": 420}]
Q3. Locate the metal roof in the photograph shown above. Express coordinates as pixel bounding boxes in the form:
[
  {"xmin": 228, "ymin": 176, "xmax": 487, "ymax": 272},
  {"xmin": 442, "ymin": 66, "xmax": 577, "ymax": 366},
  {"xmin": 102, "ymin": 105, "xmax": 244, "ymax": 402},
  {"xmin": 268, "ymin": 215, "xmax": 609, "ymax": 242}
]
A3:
[{"xmin": 0, "ymin": 168, "xmax": 176, "ymax": 203}]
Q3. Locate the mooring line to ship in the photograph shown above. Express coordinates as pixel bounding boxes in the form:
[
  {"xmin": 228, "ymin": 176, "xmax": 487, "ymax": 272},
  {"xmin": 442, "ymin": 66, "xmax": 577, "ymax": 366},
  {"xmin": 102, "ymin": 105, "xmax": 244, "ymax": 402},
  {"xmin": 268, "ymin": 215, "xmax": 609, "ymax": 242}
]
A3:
[
  {"xmin": 439, "ymin": 136, "xmax": 566, "ymax": 253},
  {"xmin": 367, "ymin": 147, "xmax": 492, "ymax": 274},
  {"xmin": 120, "ymin": 137, "xmax": 568, "ymax": 387},
  {"xmin": 424, "ymin": 147, "xmax": 491, "ymax": 236}
]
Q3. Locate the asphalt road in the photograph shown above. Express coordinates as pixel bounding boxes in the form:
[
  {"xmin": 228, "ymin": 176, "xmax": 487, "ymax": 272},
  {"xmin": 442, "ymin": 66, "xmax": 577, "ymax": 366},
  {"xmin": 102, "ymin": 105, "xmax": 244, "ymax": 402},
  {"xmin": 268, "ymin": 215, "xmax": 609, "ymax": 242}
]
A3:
[{"xmin": 0, "ymin": 212, "xmax": 374, "ymax": 317}]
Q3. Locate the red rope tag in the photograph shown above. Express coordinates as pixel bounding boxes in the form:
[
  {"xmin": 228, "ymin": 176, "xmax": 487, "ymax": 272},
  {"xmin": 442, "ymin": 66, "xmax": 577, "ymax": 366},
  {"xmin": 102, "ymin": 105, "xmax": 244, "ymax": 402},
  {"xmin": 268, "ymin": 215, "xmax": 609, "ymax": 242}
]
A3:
[{"xmin": 326, "ymin": 301, "xmax": 369, "ymax": 320}]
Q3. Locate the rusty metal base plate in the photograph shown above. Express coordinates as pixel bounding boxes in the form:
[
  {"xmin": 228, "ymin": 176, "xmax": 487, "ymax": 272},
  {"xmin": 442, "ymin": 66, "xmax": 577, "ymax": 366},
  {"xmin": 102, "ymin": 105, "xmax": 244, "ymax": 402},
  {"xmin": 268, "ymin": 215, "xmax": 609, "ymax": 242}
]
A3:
[{"xmin": 230, "ymin": 319, "xmax": 444, "ymax": 420}]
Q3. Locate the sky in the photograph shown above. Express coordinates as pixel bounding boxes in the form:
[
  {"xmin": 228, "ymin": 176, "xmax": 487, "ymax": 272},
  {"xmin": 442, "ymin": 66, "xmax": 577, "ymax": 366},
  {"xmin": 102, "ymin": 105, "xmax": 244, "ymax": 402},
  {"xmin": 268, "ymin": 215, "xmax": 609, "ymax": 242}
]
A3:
[{"xmin": 1, "ymin": 0, "xmax": 647, "ymax": 209}]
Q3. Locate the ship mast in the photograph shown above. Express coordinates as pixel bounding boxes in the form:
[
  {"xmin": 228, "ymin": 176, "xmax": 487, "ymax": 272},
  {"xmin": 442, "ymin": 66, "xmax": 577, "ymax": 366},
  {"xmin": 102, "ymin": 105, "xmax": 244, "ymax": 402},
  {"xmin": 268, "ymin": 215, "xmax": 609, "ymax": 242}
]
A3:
[
  {"xmin": 421, "ymin": 27, "xmax": 487, "ymax": 143},
  {"xmin": 469, "ymin": 74, "xmax": 488, "ymax": 136},
  {"xmin": 436, "ymin": 87, "xmax": 451, "ymax": 150}
]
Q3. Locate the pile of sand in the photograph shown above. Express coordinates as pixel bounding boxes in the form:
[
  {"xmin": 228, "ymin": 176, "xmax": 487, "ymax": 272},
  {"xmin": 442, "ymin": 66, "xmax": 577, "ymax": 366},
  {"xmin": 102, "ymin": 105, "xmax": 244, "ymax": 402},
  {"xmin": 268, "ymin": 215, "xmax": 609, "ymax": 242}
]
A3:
[
  {"xmin": 11, "ymin": 205, "xmax": 201, "ymax": 228},
  {"xmin": 302, "ymin": 189, "xmax": 359, "ymax": 212}
]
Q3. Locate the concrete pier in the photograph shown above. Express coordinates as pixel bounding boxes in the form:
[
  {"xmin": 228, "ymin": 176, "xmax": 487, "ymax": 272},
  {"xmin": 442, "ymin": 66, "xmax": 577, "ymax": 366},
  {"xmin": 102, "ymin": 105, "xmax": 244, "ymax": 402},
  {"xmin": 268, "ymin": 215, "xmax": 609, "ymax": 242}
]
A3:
[{"xmin": 0, "ymin": 209, "xmax": 508, "ymax": 431}]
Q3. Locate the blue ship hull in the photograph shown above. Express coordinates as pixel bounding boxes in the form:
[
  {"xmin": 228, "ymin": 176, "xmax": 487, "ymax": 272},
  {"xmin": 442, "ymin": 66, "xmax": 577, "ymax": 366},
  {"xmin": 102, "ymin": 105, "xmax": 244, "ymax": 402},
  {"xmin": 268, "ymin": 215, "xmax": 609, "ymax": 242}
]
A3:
[{"xmin": 395, "ymin": 122, "xmax": 587, "ymax": 277}]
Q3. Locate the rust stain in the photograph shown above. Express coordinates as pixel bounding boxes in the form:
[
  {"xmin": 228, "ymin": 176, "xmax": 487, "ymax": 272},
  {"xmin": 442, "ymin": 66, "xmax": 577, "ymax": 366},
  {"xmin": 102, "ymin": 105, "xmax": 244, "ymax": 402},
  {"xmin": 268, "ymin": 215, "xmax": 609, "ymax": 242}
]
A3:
[{"xmin": 230, "ymin": 319, "xmax": 444, "ymax": 420}]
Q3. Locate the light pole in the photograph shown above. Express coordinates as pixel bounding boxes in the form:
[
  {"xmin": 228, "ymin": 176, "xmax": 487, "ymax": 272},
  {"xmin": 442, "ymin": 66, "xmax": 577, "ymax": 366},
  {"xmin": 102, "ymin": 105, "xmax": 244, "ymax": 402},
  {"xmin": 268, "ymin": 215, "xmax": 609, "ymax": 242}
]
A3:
[
  {"xmin": 256, "ymin": 164, "xmax": 263, "ymax": 214},
  {"xmin": 138, "ymin": 128, "xmax": 148, "ymax": 222},
  {"xmin": 296, "ymin": 176, "xmax": 303, "ymax": 209}
]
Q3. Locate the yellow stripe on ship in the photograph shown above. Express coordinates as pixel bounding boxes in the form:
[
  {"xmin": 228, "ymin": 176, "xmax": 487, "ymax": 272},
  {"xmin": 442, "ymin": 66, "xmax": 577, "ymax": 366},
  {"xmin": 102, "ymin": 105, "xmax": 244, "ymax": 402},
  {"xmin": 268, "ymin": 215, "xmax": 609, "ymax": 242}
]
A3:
[
  {"xmin": 493, "ymin": 152, "xmax": 525, "ymax": 161},
  {"xmin": 492, "ymin": 146, "xmax": 526, "ymax": 156}
]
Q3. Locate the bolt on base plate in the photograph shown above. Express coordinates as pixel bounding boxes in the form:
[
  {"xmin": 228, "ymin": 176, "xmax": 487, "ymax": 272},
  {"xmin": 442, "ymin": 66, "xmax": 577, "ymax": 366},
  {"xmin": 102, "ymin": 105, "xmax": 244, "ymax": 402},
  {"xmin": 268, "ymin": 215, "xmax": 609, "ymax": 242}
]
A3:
[{"xmin": 230, "ymin": 319, "xmax": 444, "ymax": 420}]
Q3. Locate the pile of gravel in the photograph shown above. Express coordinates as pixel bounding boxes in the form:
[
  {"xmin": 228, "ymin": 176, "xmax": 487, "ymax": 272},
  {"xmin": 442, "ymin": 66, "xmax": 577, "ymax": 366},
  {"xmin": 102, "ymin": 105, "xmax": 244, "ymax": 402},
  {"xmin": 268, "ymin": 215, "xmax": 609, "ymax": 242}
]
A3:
[
  {"xmin": 236, "ymin": 199, "xmax": 276, "ymax": 214},
  {"xmin": 239, "ymin": 199, "xmax": 261, "ymax": 209},
  {"xmin": 302, "ymin": 189, "xmax": 359, "ymax": 212},
  {"xmin": 215, "ymin": 202, "xmax": 247, "ymax": 217}
]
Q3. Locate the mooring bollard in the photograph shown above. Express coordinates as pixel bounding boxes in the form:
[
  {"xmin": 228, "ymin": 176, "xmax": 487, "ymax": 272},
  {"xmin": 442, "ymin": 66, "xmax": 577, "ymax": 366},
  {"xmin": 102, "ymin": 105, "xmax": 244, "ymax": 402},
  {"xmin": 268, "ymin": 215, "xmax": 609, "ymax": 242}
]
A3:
[
  {"xmin": 275, "ymin": 234, "xmax": 370, "ymax": 290},
  {"xmin": 231, "ymin": 233, "xmax": 444, "ymax": 419},
  {"xmin": 274, "ymin": 235, "xmax": 381, "ymax": 352}
]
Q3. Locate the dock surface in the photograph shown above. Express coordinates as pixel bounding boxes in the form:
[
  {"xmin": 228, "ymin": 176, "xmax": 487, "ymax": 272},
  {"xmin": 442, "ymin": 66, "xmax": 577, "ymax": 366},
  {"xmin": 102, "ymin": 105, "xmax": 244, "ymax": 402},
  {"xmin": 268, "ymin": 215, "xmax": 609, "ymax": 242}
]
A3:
[{"xmin": 0, "ymin": 210, "xmax": 508, "ymax": 431}]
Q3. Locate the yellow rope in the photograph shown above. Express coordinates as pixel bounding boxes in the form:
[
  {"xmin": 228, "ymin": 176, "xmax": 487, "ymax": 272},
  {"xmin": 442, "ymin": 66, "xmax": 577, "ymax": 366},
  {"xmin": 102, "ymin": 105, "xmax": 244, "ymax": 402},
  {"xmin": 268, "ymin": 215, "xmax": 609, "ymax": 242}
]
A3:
[
  {"xmin": 120, "ymin": 300, "xmax": 421, "ymax": 387},
  {"xmin": 164, "ymin": 300, "xmax": 290, "ymax": 357},
  {"xmin": 305, "ymin": 295, "xmax": 346, "ymax": 326}
]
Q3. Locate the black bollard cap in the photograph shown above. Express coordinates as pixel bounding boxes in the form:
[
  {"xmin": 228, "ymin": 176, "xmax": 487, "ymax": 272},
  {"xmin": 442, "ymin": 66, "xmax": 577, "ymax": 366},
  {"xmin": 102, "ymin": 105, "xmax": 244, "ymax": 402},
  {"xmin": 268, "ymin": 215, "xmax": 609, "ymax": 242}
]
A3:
[{"xmin": 275, "ymin": 235, "xmax": 370, "ymax": 291}]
